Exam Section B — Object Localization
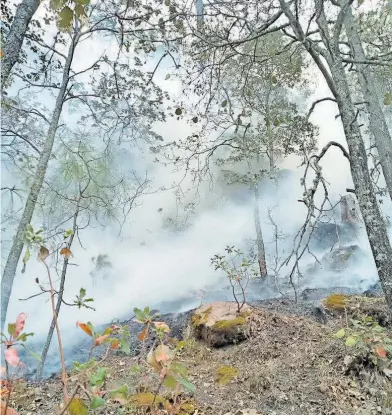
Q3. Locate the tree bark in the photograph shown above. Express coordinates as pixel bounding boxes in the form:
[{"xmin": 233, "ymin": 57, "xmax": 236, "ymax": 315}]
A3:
[
  {"xmin": 1, "ymin": 0, "xmax": 41, "ymax": 89},
  {"xmin": 279, "ymin": 0, "xmax": 392, "ymax": 312},
  {"xmin": 36, "ymin": 208, "xmax": 78, "ymax": 379},
  {"xmin": 344, "ymin": 6, "xmax": 392, "ymax": 200},
  {"xmin": 0, "ymin": 32, "xmax": 80, "ymax": 331},
  {"xmin": 252, "ymin": 181, "xmax": 268, "ymax": 278}
]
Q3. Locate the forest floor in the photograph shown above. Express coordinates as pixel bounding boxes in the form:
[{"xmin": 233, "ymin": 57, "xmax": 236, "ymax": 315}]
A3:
[{"xmin": 6, "ymin": 296, "xmax": 392, "ymax": 415}]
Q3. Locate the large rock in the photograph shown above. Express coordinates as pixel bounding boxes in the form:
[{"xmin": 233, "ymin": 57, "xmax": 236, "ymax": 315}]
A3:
[
  {"xmin": 308, "ymin": 223, "xmax": 355, "ymax": 251},
  {"xmin": 191, "ymin": 302, "xmax": 251, "ymax": 347}
]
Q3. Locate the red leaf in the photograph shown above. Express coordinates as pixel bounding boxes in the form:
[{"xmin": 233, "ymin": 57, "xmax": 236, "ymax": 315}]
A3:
[
  {"xmin": 94, "ymin": 334, "xmax": 110, "ymax": 346},
  {"xmin": 14, "ymin": 313, "xmax": 27, "ymax": 339},
  {"xmin": 376, "ymin": 346, "xmax": 387, "ymax": 358},
  {"xmin": 138, "ymin": 325, "xmax": 149, "ymax": 342},
  {"xmin": 76, "ymin": 321, "xmax": 92, "ymax": 336},
  {"xmin": 4, "ymin": 348, "xmax": 20, "ymax": 367},
  {"xmin": 111, "ymin": 339, "xmax": 119, "ymax": 350}
]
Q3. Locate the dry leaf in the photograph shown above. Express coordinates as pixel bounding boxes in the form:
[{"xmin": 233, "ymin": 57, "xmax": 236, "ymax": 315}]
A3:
[
  {"xmin": 76, "ymin": 322, "xmax": 92, "ymax": 336},
  {"xmin": 60, "ymin": 247, "xmax": 72, "ymax": 258},
  {"xmin": 39, "ymin": 246, "xmax": 49, "ymax": 260}
]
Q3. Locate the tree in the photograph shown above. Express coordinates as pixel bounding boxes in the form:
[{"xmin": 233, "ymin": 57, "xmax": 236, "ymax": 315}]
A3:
[
  {"xmin": 1, "ymin": 1, "xmax": 170, "ymax": 330},
  {"xmin": 173, "ymin": 0, "xmax": 392, "ymax": 311},
  {"xmin": 1, "ymin": 0, "xmax": 41, "ymax": 89},
  {"xmin": 29, "ymin": 130, "xmax": 149, "ymax": 378}
]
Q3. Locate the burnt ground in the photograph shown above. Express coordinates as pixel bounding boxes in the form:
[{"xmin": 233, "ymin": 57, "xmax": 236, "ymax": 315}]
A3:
[{"xmin": 5, "ymin": 296, "xmax": 392, "ymax": 415}]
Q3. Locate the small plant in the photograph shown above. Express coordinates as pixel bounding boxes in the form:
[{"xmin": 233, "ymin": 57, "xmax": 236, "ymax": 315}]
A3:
[
  {"xmin": 334, "ymin": 315, "xmax": 392, "ymax": 374},
  {"xmin": 211, "ymin": 246, "xmax": 259, "ymax": 312},
  {"xmin": 0, "ymin": 313, "xmax": 38, "ymax": 415}
]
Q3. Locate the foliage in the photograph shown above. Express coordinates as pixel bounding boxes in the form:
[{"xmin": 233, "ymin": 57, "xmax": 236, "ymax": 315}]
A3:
[
  {"xmin": 215, "ymin": 366, "xmax": 238, "ymax": 386},
  {"xmin": 334, "ymin": 316, "xmax": 392, "ymax": 374},
  {"xmin": 211, "ymin": 246, "xmax": 259, "ymax": 312}
]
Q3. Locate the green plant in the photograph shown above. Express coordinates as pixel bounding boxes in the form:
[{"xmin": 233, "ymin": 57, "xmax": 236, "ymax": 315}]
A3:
[
  {"xmin": 334, "ymin": 315, "xmax": 392, "ymax": 372},
  {"xmin": 211, "ymin": 246, "xmax": 259, "ymax": 312}
]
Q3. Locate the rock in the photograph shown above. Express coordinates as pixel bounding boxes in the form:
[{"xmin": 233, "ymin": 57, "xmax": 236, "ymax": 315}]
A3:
[
  {"xmin": 191, "ymin": 302, "xmax": 251, "ymax": 347},
  {"xmin": 311, "ymin": 302, "xmax": 328, "ymax": 324},
  {"xmin": 301, "ymin": 286, "xmax": 360, "ymax": 301},
  {"xmin": 308, "ymin": 223, "xmax": 354, "ymax": 251},
  {"xmin": 308, "ymin": 244, "xmax": 363, "ymax": 274},
  {"xmin": 363, "ymin": 281, "xmax": 383, "ymax": 297}
]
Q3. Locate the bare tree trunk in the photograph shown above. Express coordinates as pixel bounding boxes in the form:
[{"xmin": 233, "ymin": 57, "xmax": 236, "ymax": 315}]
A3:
[
  {"xmin": 1, "ymin": 0, "xmax": 40, "ymax": 88},
  {"xmin": 252, "ymin": 181, "xmax": 268, "ymax": 278},
  {"xmin": 344, "ymin": 7, "xmax": 392, "ymax": 200},
  {"xmin": 36, "ymin": 209, "xmax": 78, "ymax": 379},
  {"xmin": 279, "ymin": 0, "xmax": 392, "ymax": 311},
  {"xmin": 0, "ymin": 32, "xmax": 80, "ymax": 331}
]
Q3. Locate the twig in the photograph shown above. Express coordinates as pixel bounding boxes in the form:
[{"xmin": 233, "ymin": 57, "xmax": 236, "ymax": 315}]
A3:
[{"xmin": 58, "ymin": 385, "xmax": 80, "ymax": 415}]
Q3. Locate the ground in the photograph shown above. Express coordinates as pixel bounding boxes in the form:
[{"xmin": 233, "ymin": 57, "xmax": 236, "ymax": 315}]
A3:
[{"xmin": 4, "ymin": 296, "xmax": 392, "ymax": 415}]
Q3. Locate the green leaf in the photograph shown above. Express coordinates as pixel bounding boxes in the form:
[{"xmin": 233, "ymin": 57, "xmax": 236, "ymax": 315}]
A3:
[
  {"xmin": 164, "ymin": 375, "xmax": 177, "ymax": 389},
  {"xmin": 16, "ymin": 332, "xmax": 34, "ymax": 342},
  {"xmin": 64, "ymin": 229, "xmax": 73, "ymax": 238},
  {"xmin": 334, "ymin": 328, "xmax": 345, "ymax": 338},
  {"xmin": 133, "ymin": 308, "xmax": 146, "ymax": 323},
  {"xmin": 74, "ymin": 3, "xmax": 86, "ymax": 18},
  {"xmin": 22, "ymin": 248, "xmax": 31, "ymax": 265},
  {"xmin": 171, "ymin": 362, "xmax": 188, "ymax": 377},
  {"xmin": 90, "ymin": 395, "xmax": 105, "ymax": 409},
  {"xmin": 58, "ymin": 6, "xmax": 73, "ymax": 30},
  {"xmin": 90, "ymin": 367, "xmax": 107, "ymax": 386},
  {"xmin": 68, "ymin": 397, "xmax": 88, "ymax": 415},
  {"xmin": 221, "ymin": 100, "xmax": 228, "ymax": 107},
  {"xmin": 119, "ymin": 338, "xmax": 131, "ymax": 354},
  {"xmin": 176, "ymin": 376, "xmax": 196, "ymax": 393},
  {"xmin": 345, "ymin": 336, "xmax": 357, "ymax": 347},
  {"xmin": 109, "ymin": 384, "xmax": 128, "ymax": 404},
  {"xmin": 175, "ymin": 108, "xmax": 183, "ymax": 116},
  {"xmin": 273, "ymin": 119, "xmax": 280, "ymax": 127},
  {"xmin": 384, "ymin": 92, "xmax": 392, "ymax": 106},
  {"xmin": 271, "ymin": 75, "xmax": 277, "ymax": 85},
  {"xmin": 8, "ymin": 323, "xmax": 16, "ymax": 336},
  {"xmin": 79, "ymin": 288, "xmax": 86, "ymax": 299},
  {"xmin": 130, "ymin": 364, "xmax": 142, "ymax": 373},
  {"xmin": 74, "ymin": 0, "xmax": 90, "ymax": 4}
]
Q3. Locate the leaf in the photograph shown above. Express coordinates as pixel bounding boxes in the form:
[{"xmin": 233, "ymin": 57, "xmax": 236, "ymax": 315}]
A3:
[
  {"xmin": 7, "ymin": 324, "xmax": 16, "ymax": 337},
  {"xmin": 119, "ymin": 338, "xmax": 130, "ymax": 354},
  {"xmin": 165, "ymin": 74, "xmax": 171, "ymax": 80},
  {"xmin": 273, "ymin": 119, "xmax": 280, "ymax": 127},
  {"xmin": 76, "ymin": 322, "xmax": 93, "ymax": 336},
  {"xmin": 375, "ymin": 346, "xmax": 387, "ymax": 358},
  {"xmin": 111, "ymin": 339, "xmax": 119, "ymax": 350},
  {"xmin": 14, "ymin": 313, "xmax": 27, "ymax": 339},
  {"xmin": 345, "ymin": 336, "xmax": 357, "ymax": 347},
  {"xmin": 171, "ymin": 362, "xmax": 188, "ymax": 377},
  {"xmin": 58, "ymin": 6, "xmax": 74, "ymax": 30},
  {"xmin": 22, "ymin": 249, "xmax": 30, "ymax": 266},
  {"xmin": 154, "ymin": 345, "xmax": 173, "ymax": 363},
  {"xmin": 110, "ymin": 384, "xmax": 128, "ymax": 404},
  {"xmin": 133, "ymin": 307, "xmax": 146, "ymax": 323},
  {"xmin": 176, "ymin": 376, "xmax": 196, "ymax": 393},
  {"xmin": 153, "ymin": 322, "xmax": 170, "ymax": 333},
  {"xmin": 138, "ymin": 325, "xmax": 149, "ymax": 341},
  {"xmin": 39, "ymin": 246, "xmax": 49, "ymax": 261},
  {"xmin": 20, "ymin": 345, "xmax": 41, "ymax": 362},
  {"xmin": 164, "ymin": 0, "xmax": 170, "ymax": 5},
  {"xmin": 164, "ymin": 375, "xmax": 177, "ymax": 389},
  {"xmin": 94, "ymin": 334, "xmax": 110, "ymax": 346},
  {"xmin": 16, "ymin": 332, "xmax": 34, "ymax": 342},
  {"xmin": 175, "ymin": 108, "xmax": 182, "ymax": 116},
  {"xmin": 221, "ymin": 100, "xmax": 228, "ymax": 107},
  {"xmin": 79, "ymin": 288, "xmax": 86, "ymax": 299},
  {"xmin": 147, "ymin": 349, "xmax": 161, "ymax": 373},
  {"xmin": 334, "ymin": 328, "xmax": 345, "ymax": 338},
  {"xmin": 68, "ymin": 397, "xmax": 88, "ymax": 415},
  {"xmin": 64, "ymin": 229, "xmax": 73, "ymax": 238},
  {"xmin": 60, "ymin": 247, "xmax": 72, "ymax": 258},
  {"xmin": 384, "ymin": 92, "xmax": 392, "ymax": 106},
  {"xmin": 90, "ymin": 368, "xmax": 107, "ymax": 386},
  {"xmin": 74, "ymin": 0, "xmax": 89, "ymax": 4},
  {"xmin": 90, "ymin": 395, "xmax": 105, "ymax": 409},
  {"xmin": 192, "ymin": 116, "xmax": 198, "ymax": 123},
  {"xmin": 4, "ymin": 348, "xmax": 20, "ymax": 367}
]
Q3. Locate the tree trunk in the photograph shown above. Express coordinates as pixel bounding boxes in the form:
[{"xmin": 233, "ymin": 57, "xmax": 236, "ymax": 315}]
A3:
[
  {"xmin": 0, "ymin": 32, "xmax": 79, "ymax": 332},
  {"xmin": 279, "ymin": 0, "xmax": 392, "ymax": 312},
  {"xmin": 252, "ymin": 181, "xmax": 268, "ymax": 278},
  {"xmin": 344, "ymin": 7, "xmax": 392, "ymax": 200},
  {"xmin": 36, "ymin": 209, "xmax": 78, "ymax": 379},
  {"xmin": 1, "ymin": 0, "xmax": 41, "ymax": 89}
]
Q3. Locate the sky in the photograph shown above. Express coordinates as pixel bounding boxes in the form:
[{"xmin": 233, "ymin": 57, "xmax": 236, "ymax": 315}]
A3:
[{"xmin": 1, "ymin": 0, "xmax": 391, "ymax": 350}]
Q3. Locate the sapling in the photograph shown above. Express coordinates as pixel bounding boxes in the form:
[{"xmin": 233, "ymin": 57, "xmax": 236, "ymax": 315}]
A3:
[{"xmin": 211, "ymin": 246, "xmax": 259, "ymax": 312}]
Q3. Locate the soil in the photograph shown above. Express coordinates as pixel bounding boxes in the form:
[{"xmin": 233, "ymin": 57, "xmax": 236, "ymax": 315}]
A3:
[{"xmin": 4, "ymin": 296, "xmax": 392, "ymax": 415}]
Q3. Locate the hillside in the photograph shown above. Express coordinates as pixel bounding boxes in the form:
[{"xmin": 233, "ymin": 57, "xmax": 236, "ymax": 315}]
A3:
[{"xmin": 5, "ymin": 295, "xmax": 392, "ymax": 415}]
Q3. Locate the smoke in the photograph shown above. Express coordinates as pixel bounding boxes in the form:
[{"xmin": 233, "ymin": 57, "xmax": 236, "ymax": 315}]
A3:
[{"xmin": 2, "ymin": 11, "xmax": 391, "ymax": 377}]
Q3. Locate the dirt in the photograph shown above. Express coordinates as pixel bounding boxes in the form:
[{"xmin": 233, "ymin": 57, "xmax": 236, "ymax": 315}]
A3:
[{"xmin": 4, "ymin": 297, "xmax": 392, "ymax": 415}]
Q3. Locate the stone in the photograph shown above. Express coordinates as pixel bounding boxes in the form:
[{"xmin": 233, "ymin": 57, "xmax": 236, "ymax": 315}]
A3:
[{"xmin": 191, "ymin": 302, "xmax": 251, "ymax": 347}]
